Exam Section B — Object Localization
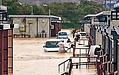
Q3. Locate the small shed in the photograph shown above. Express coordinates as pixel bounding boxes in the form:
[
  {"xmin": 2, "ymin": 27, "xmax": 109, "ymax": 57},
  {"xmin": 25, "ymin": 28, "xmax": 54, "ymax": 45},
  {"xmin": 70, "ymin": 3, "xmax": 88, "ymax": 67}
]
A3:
[{"xmin": 9, "ymin": 15, "xmax": 61, "ymax": 38}]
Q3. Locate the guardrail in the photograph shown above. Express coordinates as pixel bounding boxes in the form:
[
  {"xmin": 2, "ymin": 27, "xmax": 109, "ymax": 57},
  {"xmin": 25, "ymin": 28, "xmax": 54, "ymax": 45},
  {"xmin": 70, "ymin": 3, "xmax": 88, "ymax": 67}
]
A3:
[
  {"xmin": 58, "ymin": 59, "xmax": 72, "ymax": 75},
  {"xmin": 70, "ymin": 56, "xmax": 97, "ymax": 69}
]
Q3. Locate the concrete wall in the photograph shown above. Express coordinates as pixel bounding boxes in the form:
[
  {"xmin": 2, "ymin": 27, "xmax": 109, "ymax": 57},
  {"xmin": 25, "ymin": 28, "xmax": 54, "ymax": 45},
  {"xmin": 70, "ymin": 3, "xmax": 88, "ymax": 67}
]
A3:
[
  {"xmin": 13, "ymin": 18, "xmax": 22, "ymax": 34},
  {"xmin": 91, "ymin": 17, "xmax": 94, "ymax": 25},
  {"xmin": 13, "ymin": 18, "xmax": 37, "ymax": 37},
  {"xmin": 0, "ymin": 14, "xmax": 2, "ymax": 24},
  {"xmin": 110, "ymin": 20, "xmax": 119, "ymax": 26},
  {"xmin": 96, "ymin": 30, "xmax": 102, "ymax": 45},
  {"xmin": 38, "ymin": 18, "xmax": 50, "ymax": 37},
  {"xmin": 84, "ymin": 23, "xmax": 90, "ymax": 34},
  {"xmin": 94, "ymin": 22, "xmax": 99, "ymax": 25}
]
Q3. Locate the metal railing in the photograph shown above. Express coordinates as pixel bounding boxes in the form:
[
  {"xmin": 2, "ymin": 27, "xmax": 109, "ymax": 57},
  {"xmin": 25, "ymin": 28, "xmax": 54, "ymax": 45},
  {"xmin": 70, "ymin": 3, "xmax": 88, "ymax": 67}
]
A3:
[{"xmin": 58, "ymin": 59, "xmax": 72, "ymax": 75}]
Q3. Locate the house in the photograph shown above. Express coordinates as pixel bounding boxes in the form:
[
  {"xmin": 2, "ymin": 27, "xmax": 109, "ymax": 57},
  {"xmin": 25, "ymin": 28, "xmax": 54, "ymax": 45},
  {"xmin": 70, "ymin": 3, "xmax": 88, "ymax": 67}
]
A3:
[
  {"xmin": 84, "ymin": 14, "xmax": 98, "ymax": 45},
  {"xmin": 83, "ymin": 4, "xmax": 119, "ymax": 74},
  {"xmin": 9, "ymin": 15, "xmax": 61, "ymax": 38}
]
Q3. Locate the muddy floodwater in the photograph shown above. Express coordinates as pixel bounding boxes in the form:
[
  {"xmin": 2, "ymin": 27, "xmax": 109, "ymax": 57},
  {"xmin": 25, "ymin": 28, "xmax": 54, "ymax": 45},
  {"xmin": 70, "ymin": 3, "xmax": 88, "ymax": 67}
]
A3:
[
  {"xmin": 14, "ymin": 30, "xmax": 73, "ymax": 75},
  {"xmin": 13, "ymin": 29, "xmax": 96, "ymax": 75}
]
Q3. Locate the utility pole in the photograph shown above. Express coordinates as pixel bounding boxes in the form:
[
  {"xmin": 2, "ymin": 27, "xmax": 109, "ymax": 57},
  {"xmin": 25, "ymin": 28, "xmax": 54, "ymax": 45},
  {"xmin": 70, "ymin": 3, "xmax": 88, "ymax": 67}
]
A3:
[
  {"xmin": 24, "ymin": 0, "xmax": 26, "ymax": 19},
  {"xmin": 49, "ymin": 9, "xmax": 50, "ymax": 16},
  {"xmin": 0, "ymin": 0, "xmax": 1, "ymax": 5},
  {"xmin": 31, "ymin": 6, "xmax": 34, "ymax": 15}
]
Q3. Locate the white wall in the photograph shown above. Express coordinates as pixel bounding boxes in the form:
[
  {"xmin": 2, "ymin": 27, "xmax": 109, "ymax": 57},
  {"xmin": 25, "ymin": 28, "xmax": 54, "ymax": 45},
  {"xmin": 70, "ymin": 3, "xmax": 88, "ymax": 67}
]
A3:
[
  {"xmin": 13, "ymin": 17, "xmax": 50, "ymax": 37},
  {"xmin": 13, "ymin": 18, "xmax": 22, "ymax": 34},
  {"xmin": 26, "ymin": 18, "xmax": 37, "ymax": 37},
  {"xmin": 84, "ymin": 23, "xmax": 90, "ymax": 34},
  {"xmin": 38, "ymin": 18, "xmax": 50, "ymax": 37},
  {"xmin": 96, "ymin": 30, "xmax": 102, "ymax": 45},
  {"xmin": 0, "ymin": 14, "xmax": 2, "ymax": 24}
]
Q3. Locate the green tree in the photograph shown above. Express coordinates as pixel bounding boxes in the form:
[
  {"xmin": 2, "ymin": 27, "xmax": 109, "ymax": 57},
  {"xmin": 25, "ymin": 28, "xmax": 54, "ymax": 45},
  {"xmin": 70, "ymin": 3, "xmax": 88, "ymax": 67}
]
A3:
[{"xmin": 2, "ymin": 0, "xmax": 107, "ymax": 28}]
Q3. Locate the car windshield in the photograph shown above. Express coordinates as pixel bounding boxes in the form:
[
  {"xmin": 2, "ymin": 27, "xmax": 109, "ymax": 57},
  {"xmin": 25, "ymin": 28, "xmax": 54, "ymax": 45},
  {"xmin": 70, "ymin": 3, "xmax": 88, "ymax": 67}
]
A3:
[
  {"xmin": 46, "ymin": 41, "xmax": 60, "ymax": 48},
  {"xmin": 58, "ymin": 32, "xmax": 67, "ymax": 36},
  {"xmin": 80, "ymin": 33, "xmax": 86, "ymax": 36}
]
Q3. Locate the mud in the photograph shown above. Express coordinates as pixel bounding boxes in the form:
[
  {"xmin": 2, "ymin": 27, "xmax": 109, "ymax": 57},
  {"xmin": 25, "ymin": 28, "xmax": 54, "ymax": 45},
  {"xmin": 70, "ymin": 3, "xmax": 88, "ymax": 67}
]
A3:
[{"xmin": 13, "ymin": 29, "xmax": 96, "ymax": 75}]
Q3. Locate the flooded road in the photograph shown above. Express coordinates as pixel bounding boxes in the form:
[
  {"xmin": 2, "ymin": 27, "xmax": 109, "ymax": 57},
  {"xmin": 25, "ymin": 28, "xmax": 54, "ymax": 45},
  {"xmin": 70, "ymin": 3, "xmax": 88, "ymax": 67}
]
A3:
[
  {"xmin": 13, "ymin": 29, "xmax": 73, "ymax": 75},
  {"xmin": 13, "ymin": 29, "xmax": 96, "ymax": 75}
]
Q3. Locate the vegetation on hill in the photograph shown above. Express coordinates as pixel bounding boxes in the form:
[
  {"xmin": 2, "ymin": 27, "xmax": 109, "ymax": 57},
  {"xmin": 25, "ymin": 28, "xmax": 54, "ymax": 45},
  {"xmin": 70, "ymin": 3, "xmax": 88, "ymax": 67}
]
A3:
[{"xmin": 3, "ymin": 0, "xmax": 107, "ymax": 28}]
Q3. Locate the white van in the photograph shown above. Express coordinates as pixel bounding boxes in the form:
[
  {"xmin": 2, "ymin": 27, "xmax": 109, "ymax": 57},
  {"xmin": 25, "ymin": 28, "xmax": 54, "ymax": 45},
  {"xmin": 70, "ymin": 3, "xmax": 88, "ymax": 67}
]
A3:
[{"xmin": 88, "ymin": 45, "xmax": 101, "ymax": 62}]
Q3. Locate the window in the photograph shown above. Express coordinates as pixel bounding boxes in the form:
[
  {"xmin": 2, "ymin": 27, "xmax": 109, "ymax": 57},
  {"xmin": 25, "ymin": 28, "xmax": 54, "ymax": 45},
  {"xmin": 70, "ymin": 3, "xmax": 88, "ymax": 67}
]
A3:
[
  {"xmin": 46, "ymin": 41, "xmax": 60, "ymax": 48},
  {"xmin": 0, "ymin": 12, "xmax": 7, "ymax": 21},
  {"xmin": 58, "ymin": 32, "xmax": 67, "ymax": 36},
  {"xmin": 111, "ymin": 11, "xmax": 119, "ymax": 20}
]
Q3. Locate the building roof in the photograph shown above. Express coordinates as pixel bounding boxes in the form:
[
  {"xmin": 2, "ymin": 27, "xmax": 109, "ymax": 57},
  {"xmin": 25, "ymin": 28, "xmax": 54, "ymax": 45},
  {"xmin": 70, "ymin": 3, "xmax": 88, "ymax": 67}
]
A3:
[
  {"xmin": 9, "ymin": 15, "xmax": 60, "ymax": 18},
  {"xmin": 9, "ymin": 15, "xmax": 61, "ymax": 21},
  {"xmin": 0, "ymin": 5, "xmax": 7, "ymax": 11},
  {"xmin": 114, "ymin": 2, "xmax": 119, "ymax": 8},
  {"xmin": 96, "ymin": 11, "xmax": 111, "ymax": 16},
  {"xmin": 84, "ymin": 14, "xmax": 96, "ymax": 18}
]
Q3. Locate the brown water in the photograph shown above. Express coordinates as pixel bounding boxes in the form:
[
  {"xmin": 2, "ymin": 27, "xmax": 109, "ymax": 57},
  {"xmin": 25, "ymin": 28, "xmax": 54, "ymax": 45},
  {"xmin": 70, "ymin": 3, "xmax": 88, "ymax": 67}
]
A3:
[
  {"xmin": 13, "ymin": 29, "xmax": 73, "ymax": 75},
  {"xmin": 13, "ymin": 29, "xmax": 96, "ymax": 75}
]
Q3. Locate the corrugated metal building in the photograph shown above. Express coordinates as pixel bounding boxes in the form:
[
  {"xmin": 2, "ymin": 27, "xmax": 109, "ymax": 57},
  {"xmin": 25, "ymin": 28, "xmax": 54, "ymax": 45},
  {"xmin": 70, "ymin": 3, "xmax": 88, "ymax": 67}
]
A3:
[{"xmin": 9, "ymin": 15, "xmax": 61, "ymax": 38}]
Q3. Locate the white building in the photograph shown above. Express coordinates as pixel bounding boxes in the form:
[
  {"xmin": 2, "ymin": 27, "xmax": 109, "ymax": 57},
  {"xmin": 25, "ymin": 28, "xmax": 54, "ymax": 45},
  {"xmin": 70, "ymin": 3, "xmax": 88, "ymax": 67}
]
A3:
[{"xmin": 9, "ymin": 15, "xmax": 61, "ymax": 38}]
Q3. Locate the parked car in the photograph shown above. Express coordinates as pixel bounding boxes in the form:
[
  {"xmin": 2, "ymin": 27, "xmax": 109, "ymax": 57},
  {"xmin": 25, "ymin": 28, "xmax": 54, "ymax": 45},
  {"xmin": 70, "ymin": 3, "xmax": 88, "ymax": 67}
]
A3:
[
  {"xmin": 88, "ymin": 45, "xmax": 101, "ymax": 62},
  {"xmin": 43, "ymin": 39, "xmax": 61, "ymax": 52},
  {"xmin": 78, "ymin": 32, "xmax": 86, "ymax": 39},
  {"xmin": 57, "ymin": 31, "xmax": 68, "ymax": 39}
]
